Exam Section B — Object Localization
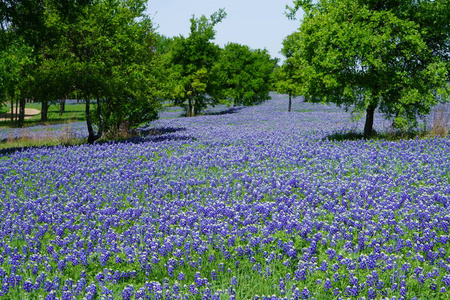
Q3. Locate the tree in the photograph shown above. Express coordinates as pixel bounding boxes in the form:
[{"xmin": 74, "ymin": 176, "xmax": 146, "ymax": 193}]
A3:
[
  {"xmin": 1, "ymin": 0, "xmax": 93, "ymax": 49},
  {"xmin": 275, "ymin": 33, "xmax": 303, "ymax": 112},
  {"xmin": 0, "ymin": 37, "xmax": 34, "ymax": 126},
  {"xmin": 1, "ymin": 0, "xmax": 94, "ymax": 126},
  {"xmin": 214, "ymin": 43, "xmax": 277, "ymax": 107},
  {"xmin": 168, "ymin": 9, "xmax": 226, "ymax": 117},
  {"xmin": 287, "ymin": 0, "xmax": 450, "ymax": 137},
  {"xmin": 46, "ymin": 0, "xmax": 161, "ymax": 143}
]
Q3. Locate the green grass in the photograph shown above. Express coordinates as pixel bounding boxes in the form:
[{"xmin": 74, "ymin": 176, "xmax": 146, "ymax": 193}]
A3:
[
  {"xmin": 324, "ymin": 128, "xmax": 435, "ymax": 142},
  {"xmin": 0, "ymin": 136, "xmax": 84, "ymax": 151},
  {"xmin": 0, "ymin": 102, "xmax": 92, "ymax": 128},
  {"xmin": 0, "ymin": 102, "xmax": 92, "ymax": 150}
]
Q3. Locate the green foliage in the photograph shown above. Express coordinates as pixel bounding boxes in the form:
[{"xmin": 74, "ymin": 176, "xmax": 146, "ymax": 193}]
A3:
[
  {"xmin": 1, "ymin": 0, "xmax": 162, "ymax": 140},
  {"xmin": 43, "ymin": 0, "xmax": 162, "ymax": 141},
  {"xmin": 154, "ymin": 34, "xmax": 175, "ymax": 55},
  {"xmin": 0, "ymin": 36, "xmax": 34, "ymax": 124},
  {"xmin": 286, "ymin": 0, "xmax": 450, "ymax": 137},
  {"xmin": 214, "ymin": 43, "xmax": 277, "ymax": 107},
  {"xmin": 275, "ymin": 34, "xmax": 303, "ymax": 111},
  {"xmin": 0, "ymin": 102, "xmax": 94, "ymax": 127},
  {"xmin": 167, "ymin": 9, "xmax": 227, "ymax": 117},
  {"xmin": 1, "ymin": 0, "xmax": 93, "ymax": 50}
]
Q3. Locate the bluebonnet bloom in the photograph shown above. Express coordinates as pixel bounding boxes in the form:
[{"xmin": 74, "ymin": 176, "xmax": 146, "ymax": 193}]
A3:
[
  {"xmin": 367, "ymin": 287, "xmax": 376, "ymax": 299},
  {"xmin": 135, "ymin": 287, "xmax": 146, "ymax": 299},
  {"xmin": 57, "ymin": 259, "xmax": 66, "ymax": 271},
  {"xmin": 345, "ymin": 285, "xmax": 359, "ymax": 297},
  {"xmin": 211, "ymin": 270, "xmax": 218, "ymax": 281},
  {"xmin": 44, "ymin": 279, "xmax": 53, "ymax": 292},
  {"xmin": 168, "ymin": 265, "xmax": 174, "ymax": 277},
  {"xmin": 95, "ymin": 273, "xmax": 104, "ymax": 282},
  {"xmin": 45, "ymin": 291, "xmax": 57, "ymax": 300},
  {"xmin": 101, "ymin": 286, "xmax": 114, "ymax": 300},
  {"xmin": 122, "ymin": 284, "xmax": 134, "ymax": 300},
  {"xmin": 178, "ymin": 272, "xmax": 185, "ymax": 281},
  {"xmin": 417, "ymin": 274, "xmax": 426, "ymax": 284},
  {"xmin": 53, "ymin": 277, "xmax": 60, "ymax": 291},
  {"xmin": 319, "ymin": 260, "xmax": 328, "ymax": 272},
  {"xmin": 401, "ymin": 263, "xmax": 411, "ymax": 273},
  {"xmin": 1, "ymin": 96, "xmax": 450, "ymax": 299},
  {"xmin": 324, "ymin": 278, "xmax": 332, "ymax": 291},
  {"xmin": 219, "ymin": 263, "xmax": 225, "ymax": 272},
  {"xmin": 376, "ymin": 280, "xmax": 384, "ymax": 290},
  {"xmin": 202, "ymin": 287, "xmax": 212, "ymax": 300},
  {"xmin": 189, "ymin": 283, "xmax": 199, "ymax": 295},
  {"xmin": 294, "ymin": 268, "xmax": 306, "ymax": 281},
  {"xmin": 400, "ymin": 286, "xmax": 407, "ymax": 297},
  {"xmin": 333, "ymin": 288, "xmax": 340, "ymax": 297},
  {"xmin": 194, "ymin": 272, "xmax": 205, "ymax": 287},
  {"xmin": 85, "ymin": 283, "xmax": 97, "ymax": 299},
  {"xmin": 278, "ymin": 278, "xmax": 285, "ymax": 292},
  {"xmin": 332, "ymin": 263, "xmax": 340, "ymax": 271},
  {"xmin": 301, "ymin": 287, "xmax": 310, "ymax": 299},
  {"xmin": 231, "ymin": 276, "xmax": 237, "ymax": 286},
  {"xmin": 23, "ymin": 279, "xmax": 33, "ymax": 293},
  {"xmin": 442, "ymin": 274, "xmax": 450, "ymax": 286}
]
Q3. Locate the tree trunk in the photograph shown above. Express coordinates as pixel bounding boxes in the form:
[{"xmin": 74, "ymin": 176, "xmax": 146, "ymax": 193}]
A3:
[
  {"xmin": 288, "ymin": 93, "xmax": 292, "ymax": 112},
  {"xmin": 10, "ymin": 97, "xmax": 14, "ymax": 126},
  {"xmin": 59, "ymin": 97, "xmax": 66, "ymax": 116},
  {"xmin": 18, "ymin": 97, "xmax": 25, "ymax": 127},
  {"xmin": 187, "ymin": 97, "xmax": 193, "ymax": 117},
  {"xmin": 364, "ymin": 104, "xmax": 376, "ymax": 138},
  {"xmin": 41, "ymin": 100, "xmax": 48, "ymax": 122},
  {"xmin": 15, "ymin": 97, "xmax": 19, "ymax": 125},
  {"xmin": 86, "ymin": 96, "xmax": 103, "ymax": 144}
]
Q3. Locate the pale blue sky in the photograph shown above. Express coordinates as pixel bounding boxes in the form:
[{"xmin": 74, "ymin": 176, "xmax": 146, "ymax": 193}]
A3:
[{"xmin": 146, "ymin": 0, "xmax": 302, "ymax": 61}]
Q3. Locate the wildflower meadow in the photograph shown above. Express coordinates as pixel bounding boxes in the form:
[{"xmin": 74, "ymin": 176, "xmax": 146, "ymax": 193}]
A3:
[{"xmin": 1, "ymin": 94, "xmax": 449, "ymax": 299}]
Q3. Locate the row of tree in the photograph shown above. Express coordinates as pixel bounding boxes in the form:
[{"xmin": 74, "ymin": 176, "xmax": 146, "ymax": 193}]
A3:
[
  {"xmin": 3, "ymin": 0, "xmax": 449, "ymax": 142},
  {"xmin": 0, "ymin": 1, "xmax": 277, "ymax": 143},
  {"xmin": 160, "ymin": 9, "xmax": 276, "ymax": 117}
]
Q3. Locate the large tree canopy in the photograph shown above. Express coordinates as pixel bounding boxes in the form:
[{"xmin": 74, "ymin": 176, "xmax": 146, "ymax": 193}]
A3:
[
  {"xmin": 49, "ymin": 0, "xmax": 161, "ymax": 142},
  {"xmin": 1, "ymin": 0, "xmax": 161, "ymax": 139},
  {"xmin": 1, "ymin": 0, "xmax": 92, "ymax": 50},
  {"xmin": 214, "ymin": 43, "xmax": 276, "ymax": 107},
  {"xmin": 168, "ymin": 9, "xmax": 226, "ymax": 117},
  {"xmin": 287, "ymin": 0, "xmax": 450, "ymax": 137}
]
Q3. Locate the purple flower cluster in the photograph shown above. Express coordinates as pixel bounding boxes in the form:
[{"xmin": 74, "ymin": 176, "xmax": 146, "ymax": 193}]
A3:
[{"xmin": 0, "ymin": 94, "xmax": 449, "ymax": 298}]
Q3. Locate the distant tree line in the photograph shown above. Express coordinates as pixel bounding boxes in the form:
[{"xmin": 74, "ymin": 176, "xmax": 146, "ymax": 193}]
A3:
[
  {"xmin": 0, "ymin": 2, "xmax": 277, "ymax": 143},
  {"xmin": 3, "ymin": 0, "xmax": 448, "ymax": 142}
]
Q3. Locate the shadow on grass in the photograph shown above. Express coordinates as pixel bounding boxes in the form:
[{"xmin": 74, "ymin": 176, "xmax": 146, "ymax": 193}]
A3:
[
  {"xmin": 324, "ymin": 128, "xmax": 433, "ymax": 142},
  {"xmin": 324, "ymin": 130, "xmax": 366, "ymax": 141},
  {"xmin": 0, "ymin": 127, "xmax": 192, "ymax": 156},
  {"xmin": 0, "ymin": 117, "xmax": 86, "ymax": 128},
  {"xmin": 138, "ymin": 126, "xmax": 186, "ymax": 136},
  {"xmin": 203, "ymin": 107, "xmax": 244, "ymax": 116},
  {"xmin": 107, "ymin": 127, "xmax": 193, "ymax": 144},
  {"xmin": 0, "ymin": 141, "xmax": 81, "ymax": 156}
]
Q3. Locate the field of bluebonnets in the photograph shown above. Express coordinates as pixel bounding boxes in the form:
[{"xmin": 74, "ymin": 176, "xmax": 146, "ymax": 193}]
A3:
[{"xmin": 1, "ymin": 93, "xmax": 450, "ymax": 300}]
